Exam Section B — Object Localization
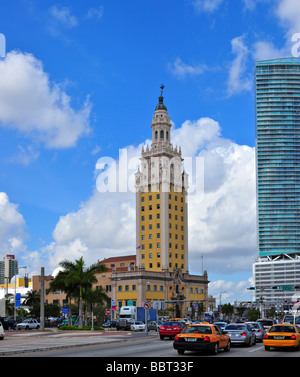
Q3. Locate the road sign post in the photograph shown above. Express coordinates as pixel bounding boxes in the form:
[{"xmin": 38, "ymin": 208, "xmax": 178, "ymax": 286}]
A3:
[{"xmin": 144, "ymin": 301, "xmax": 151, "ymax": 336}]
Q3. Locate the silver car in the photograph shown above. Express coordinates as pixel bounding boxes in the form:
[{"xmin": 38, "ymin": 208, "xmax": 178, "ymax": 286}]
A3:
[
  {"xmin": 224, "ymin": 323, "xmax": 256, "ymax": 346},
  {"xmin": 245, "ymin": 321, "xmax": 265, "ymax": 342},
  {"xmin": 213, "ymin": 322, "xmax": 228, "ymax": 330}
]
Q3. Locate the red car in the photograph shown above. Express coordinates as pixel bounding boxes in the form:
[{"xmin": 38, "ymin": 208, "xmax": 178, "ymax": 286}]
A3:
[{"xmin": 159, "ymin": 321, "xmax": 185, "ymax": 340}]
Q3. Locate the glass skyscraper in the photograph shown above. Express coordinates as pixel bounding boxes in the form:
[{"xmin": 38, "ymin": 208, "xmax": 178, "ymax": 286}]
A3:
[
  {"xmin": 254, "ymin": 58, "xmax": 300, "ymax": 304},
  {"xmin": 256, "ymin": 58, "xmax": 300, "ymax": 257}
]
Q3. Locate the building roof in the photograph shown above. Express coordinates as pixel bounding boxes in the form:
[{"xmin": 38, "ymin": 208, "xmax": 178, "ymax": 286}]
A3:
[{"xmin": 99, "ymin": 255, "xmax": 136, "ymax": 264}]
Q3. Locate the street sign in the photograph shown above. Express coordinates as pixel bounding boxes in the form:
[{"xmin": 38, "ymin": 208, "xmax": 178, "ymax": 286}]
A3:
[
  {"xmin": 106, "ymin": 309, "xmax": 111, "ymax": 315},
  {"xmin": 144, "ymin": 301, "xmax": 151, "ymax": 310},
  {"xmin": 62, "ymin": 308, "xmax": 69, "ymax": 314},
  {"xmin": 283, "ymin": 285, "xmax": 293, "ymax": 291}
]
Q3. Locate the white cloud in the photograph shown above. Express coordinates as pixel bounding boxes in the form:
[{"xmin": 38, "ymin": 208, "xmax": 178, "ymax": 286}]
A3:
[
  {"xmin": 192, "ymin": 0, "xmax": 223, "ymax": 13},
  {"xmin": 86, "ymin": 6, "xmax": 104, "ymax": 20},
  {"xmin": 227, "ymin": 35, "xmax": 252, "ymax": 96},
  {"xmin": 49, "ymin": 5, "xmax": 78, "ymax": 28},
  {"xmin": 252, "ymin": 40, "xmax": 288, "ymax": 60},
  {"xmin": 0, "ymin": 192, "xmax": 27, "ymax": 254},
  {"xmin": 209, "ymin": 277, "xmax": 254, "ymax": 303},
  {"xmin": 169, "ymin": 58, "xmax": 206, "ymax": 79},
  {"xmin": 0, "ymin": 51, "xmax": 91, "ymax": 149}
]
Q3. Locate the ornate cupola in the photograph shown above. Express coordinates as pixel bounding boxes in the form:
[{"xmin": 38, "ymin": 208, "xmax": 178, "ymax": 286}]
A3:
[{"xmin": 151, "ymin": 84, "xmax": 172, "ymax": 151}]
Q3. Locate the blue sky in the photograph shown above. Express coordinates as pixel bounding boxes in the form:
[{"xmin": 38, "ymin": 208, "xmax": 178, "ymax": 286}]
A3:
[{"xmin": 0, "ymin": 0, "xmax": 299, "ymax": 304}]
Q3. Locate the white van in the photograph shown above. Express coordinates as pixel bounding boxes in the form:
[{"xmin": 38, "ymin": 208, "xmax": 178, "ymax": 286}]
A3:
[
  {"xmin": 283, "ymin": 315, "xmax": 300, "ymax": 325},
  {"xmin": 0, "ymin": 321, "xmax": 5, "ymax": 340}
]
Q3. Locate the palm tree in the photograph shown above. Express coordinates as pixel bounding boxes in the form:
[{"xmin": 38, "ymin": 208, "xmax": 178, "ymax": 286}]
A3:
[
  {"xmin": 23, "ymin": 289, "xmax": 40, "ymax": 306},
  {"xmin": 83, "ymin": 286, "xmax": 109, "ymax": 325},
  {"xmin": 48, "ymin": 270, "xmax": 78, "ymax": 326},
  {"xmin": 51, "ymin": 257, "xmax": 108, "ymax": 328}
]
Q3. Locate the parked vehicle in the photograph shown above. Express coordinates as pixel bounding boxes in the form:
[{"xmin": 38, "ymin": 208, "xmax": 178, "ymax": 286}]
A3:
[
  {"xmin": 119, "ymin": 306, "xmax": 157, "ymax": 322},
  {"xmin": 224, "ymin": 323, "xmax": 256, "ymax": 346},
  {"xmin": 0, "ymin": 321, "xmax": 5, "ymax": 340},
  {"xmin": 245, "ymin": 321, "xmax": 265, "ymax": 342},
  {"xmin": 103, "ymin": 320, "xmax": 119, "ymax": 328},
  {"xmin": 0, "ymin": 317, "xmax": 17, "ymax": 330},
  {"xmin": 116, "ymin": 319, "xmax": 134, "ymax": 331},
  {"xmin": 147, "ymin": 320, "xmax": 163, "ymax": 331},
  {"xmin": 159, "ymin": 321, "xmax": 185, "ymax": 340},
  {"xmin": 264, "ymin": 324, "xmax": 300, "ymax": 351},
  {"xmin": 173, "ymin": 323, "xmax": 231, "ymax": 355},
  {"xmin": 17, "ymin": 318, "xmax": 40, "ymax": 330},
  {"xmin": 131, "ymin": 321, "xmax": 146, "ymax": 331}
]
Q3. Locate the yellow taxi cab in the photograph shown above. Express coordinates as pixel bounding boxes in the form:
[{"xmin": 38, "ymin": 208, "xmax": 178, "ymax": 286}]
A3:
[
  {"xmin": 263, "ymin": 324, "xmax": 300, "ymax": 351},
  {"xmin": 173, "ymin": 323, "xmax": 230, "ymax": 355}
]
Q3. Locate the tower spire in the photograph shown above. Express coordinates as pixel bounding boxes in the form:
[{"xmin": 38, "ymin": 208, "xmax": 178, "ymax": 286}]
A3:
[{"xmin": 155, "ymin": 83, "xmax": 167, "ymax": 111}]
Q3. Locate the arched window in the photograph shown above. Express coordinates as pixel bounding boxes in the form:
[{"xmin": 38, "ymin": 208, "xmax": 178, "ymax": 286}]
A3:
[
  {"xmin": 160, "ymin": 130, "xmax": 164, "ymax": 139},
  {"xmin": 155, "ymin": 131, "xmax": 158, "ymax": 139},
  {"xmin": 166, "ymin": 131, "xmax": 169, "ymax": 140}
]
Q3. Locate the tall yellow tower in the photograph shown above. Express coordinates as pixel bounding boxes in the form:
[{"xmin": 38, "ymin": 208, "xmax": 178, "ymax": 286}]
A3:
[
  {"xmin": 109, "ymin": 86, "xmax": 209, "ymax": 317},
  {"xmin": 135, "ymin": 85, "xmax": 189, "ymax": 273}
]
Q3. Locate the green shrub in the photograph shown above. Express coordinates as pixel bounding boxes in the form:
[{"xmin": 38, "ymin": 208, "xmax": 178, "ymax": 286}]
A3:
[{"xmin": 58, "ymin": 325, "xmax": 104, "ymax": 331}]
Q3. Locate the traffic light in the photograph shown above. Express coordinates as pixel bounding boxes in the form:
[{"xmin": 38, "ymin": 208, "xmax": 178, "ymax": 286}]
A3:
[
  {"xmin": 272, "ymin": 286, "xmax": 281, "ymax": 289},
  {"xmin": 295, "ymin": 286, "xmax": 300, "ymax": 289},
  {"xmin": 248, "ymin": 287, "xmax": 257, "ymax": 290}
]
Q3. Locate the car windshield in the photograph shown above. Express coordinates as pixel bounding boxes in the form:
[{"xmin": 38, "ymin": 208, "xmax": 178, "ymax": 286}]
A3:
[
  {"xmin": 225, "ymin": 325, "xmax": 245, "ymax": 330},
  {"xmin": 23, "ymin": 319, "xmax": 31, "ymax": 323},
  {"xmin": 182, "ymin": 326, "xmax": 212, "ymax": 334},
  {"xmin": 269, "ymin": 325, "xmax": 296, "ymax": 333}
]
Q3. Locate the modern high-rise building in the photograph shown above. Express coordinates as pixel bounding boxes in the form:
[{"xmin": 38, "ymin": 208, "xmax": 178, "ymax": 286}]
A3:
[
  {"xmin": 253, "ymin": 58, "xmax": 300, "ymax": 304},
  {"xmin": 0, "ymin": 254, "xmax": 18, "ymax": 285}
]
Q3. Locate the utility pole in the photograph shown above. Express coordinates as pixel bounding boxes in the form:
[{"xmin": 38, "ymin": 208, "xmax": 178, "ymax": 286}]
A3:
[{"xmin": 40, "ymin": 267, "xmax": 45, "ymax": 331}]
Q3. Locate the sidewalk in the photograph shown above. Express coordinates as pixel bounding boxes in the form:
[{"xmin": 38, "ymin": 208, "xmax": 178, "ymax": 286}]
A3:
[{"xmin": 0, "ymin": 329, "xmax": 158, "ymax": 356}]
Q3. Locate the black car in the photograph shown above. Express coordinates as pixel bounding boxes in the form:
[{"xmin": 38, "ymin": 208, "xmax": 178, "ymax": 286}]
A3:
[
  {"xmin": 0, "ymin": 317, "xmax": 17, "ymax": 330},
  {"xmin": 103, "ymin": 320, "xmax": 119, "ymax": 328}
]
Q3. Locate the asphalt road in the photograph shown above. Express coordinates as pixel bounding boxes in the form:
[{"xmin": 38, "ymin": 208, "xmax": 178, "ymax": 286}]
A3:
[{"xmin": 4, "ymin": 333, "xmax": 300, "ymax": 358}]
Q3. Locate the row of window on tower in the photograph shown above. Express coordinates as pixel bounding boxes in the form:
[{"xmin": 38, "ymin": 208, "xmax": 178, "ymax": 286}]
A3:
[{"xmin": 154, "ymin": 130, "xmax": 169, "ymax": 140}]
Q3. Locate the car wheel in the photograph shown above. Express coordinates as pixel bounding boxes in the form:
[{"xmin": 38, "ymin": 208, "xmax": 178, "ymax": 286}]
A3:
[
  {"xmin": 265, "ymin": 346, "xmax": 270, "ymax": 351},
  {"xmin": 36, "ymin": 326, "xmax": 40, "ymax": 330},
  {"xmin": 177, "ymin": 349, "xmax": 185, "ymax": 355},
  {"xmin": 224, "ymin": 340, "xmax": 231, "ymax": 352},
  {"xmin": 26, "ymin": 326, "xmax": 29, "ymax": 330},
  {"xmin": 211, "ymin": 342, "xmax": 218, "ymax": 355},
  {"xmin": 160, "ymin": 335, "xmax": 164, "ymax": 340},
  {"xmin": 0, "ymin": 337, "xmax": 4, "ymax": 340}
]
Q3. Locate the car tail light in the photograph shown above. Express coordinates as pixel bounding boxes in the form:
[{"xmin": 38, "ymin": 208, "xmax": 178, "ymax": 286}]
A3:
[
  {"xmin": 291, "ymin": 334, "xmax": 296, "ymax": 340},
  {"xmin": 175, "ymin": 335, "xmax": 179, "ymax": 341},
  {"xmin": 264, "ymin": 334, "xmax": 268, "ymax": 339},
  {"xmin": 160, "ymin": 326, "xmax": 165, "ymax": 330},
  {"xmin": 240, "ymin": 332, "xmax": 247, "ymax": 336},
  {"xmin": 203, "ymin": 336, "xmax": 210, "ymax": 342},
  {"xmin": 258, "ymin": 330, "xmax": 262, "ymax": 333}
]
